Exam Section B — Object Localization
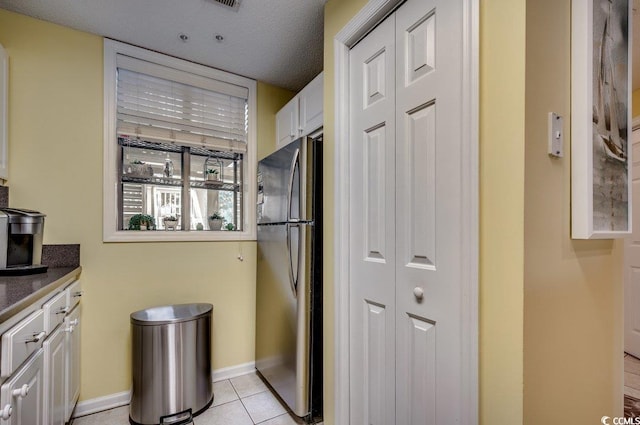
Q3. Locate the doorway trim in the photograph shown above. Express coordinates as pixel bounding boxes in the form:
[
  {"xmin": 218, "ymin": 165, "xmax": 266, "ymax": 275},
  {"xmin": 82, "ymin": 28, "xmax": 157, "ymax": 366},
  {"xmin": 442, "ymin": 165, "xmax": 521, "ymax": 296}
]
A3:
[{"xmin": 332, "ymin": 0, "xmax": 479, "ymax": 423}]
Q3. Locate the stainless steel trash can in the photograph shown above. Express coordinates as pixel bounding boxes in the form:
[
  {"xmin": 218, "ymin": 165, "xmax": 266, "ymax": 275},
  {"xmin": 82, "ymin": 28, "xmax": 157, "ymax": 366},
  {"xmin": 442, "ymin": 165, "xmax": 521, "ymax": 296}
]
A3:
[{"xmin": 129, "ymin": 303, "xmax": 214, "ymax": 425}]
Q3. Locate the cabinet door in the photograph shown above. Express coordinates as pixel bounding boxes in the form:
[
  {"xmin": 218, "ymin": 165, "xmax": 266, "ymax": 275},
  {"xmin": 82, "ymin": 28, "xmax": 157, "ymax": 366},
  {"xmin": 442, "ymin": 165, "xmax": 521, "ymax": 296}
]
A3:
[
  {"xmin": 64, "ymin": 306, "xmax": 80, "ymax": 422},
  {"xmin": 276, "ymin": 96, "xmax": 299, "ymax": 148},
  {"xmin": 298, "ymin": 72, "xmax": 323, "ymax": 137},
  {"xmin": 0, "ymin": 349, "xmax": 45, "ymax": 425},
  {"xmin": 43, "ymin": 327, "xmax": 65, "ymax": 425}
]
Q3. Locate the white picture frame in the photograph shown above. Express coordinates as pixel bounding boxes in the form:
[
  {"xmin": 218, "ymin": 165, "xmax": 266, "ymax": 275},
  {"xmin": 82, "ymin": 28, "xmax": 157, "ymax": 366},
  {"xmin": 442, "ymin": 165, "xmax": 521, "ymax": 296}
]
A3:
[{"xmin": 571, "ymin": 0, "xmax": 632, "ymax": 239}]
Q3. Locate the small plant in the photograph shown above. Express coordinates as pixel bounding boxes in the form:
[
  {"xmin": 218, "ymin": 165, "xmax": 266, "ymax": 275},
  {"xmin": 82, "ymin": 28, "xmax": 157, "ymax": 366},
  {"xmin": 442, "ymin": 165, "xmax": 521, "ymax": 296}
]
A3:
[
  {"xmin": 128, "ymin": 214, "xmax": 155, "ymax": 230},
  {"xmin": 208, "ymin": 212, "xmax": 223, "ymax": 220},
  {"xmin": 163, "ymin": 215, "xmax": 178, "ymax": 221},
  {"xmin": 132, "ymin": 160, "xmax": 145, "ymax": 165},
  {"xmin": 206, "ymin": 169, "xmax": 218, "ymax": 175},
  {"xmin": 225, "ymin": 222, "xmax": 235, "ymax": 231}
]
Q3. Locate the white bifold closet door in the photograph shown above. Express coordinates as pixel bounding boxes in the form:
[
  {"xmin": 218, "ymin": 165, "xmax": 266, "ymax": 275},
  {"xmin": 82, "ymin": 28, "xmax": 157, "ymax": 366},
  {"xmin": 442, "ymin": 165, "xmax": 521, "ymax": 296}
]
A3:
[{"xmin": 349, "ymin": 0, "xmax": 464, "ymax": 423}]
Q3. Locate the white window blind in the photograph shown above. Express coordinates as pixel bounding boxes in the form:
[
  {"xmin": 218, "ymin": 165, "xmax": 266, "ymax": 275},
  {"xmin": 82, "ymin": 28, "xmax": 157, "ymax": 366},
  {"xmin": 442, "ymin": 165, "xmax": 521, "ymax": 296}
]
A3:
[{"xmin": 116, "ymin": 55, "xmax": 248, "ymax": 152}]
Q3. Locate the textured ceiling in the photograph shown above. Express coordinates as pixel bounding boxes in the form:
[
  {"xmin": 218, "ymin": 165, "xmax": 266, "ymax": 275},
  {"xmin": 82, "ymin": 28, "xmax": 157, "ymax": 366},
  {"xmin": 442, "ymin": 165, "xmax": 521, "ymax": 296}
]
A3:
[{"xmin": 0, "ymin": 0, "xmax": 325, "ymax": 92}]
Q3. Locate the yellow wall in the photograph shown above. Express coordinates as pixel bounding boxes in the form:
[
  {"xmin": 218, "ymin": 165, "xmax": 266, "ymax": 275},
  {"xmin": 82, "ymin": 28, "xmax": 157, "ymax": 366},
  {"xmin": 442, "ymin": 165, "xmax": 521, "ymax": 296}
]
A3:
[
  {"xmin": 633, "ymin": 89, "xmax": 640, "ymax": 118},
  {"xmin": 479, "ymin": 0, "xmax": 526, "ymax": 423},
  {"xmin": 257, "ymin": 83, "xmax": 295, "ymax": 160},
  {"xmin": 523, "ymin": 0, "xmax": 623, "ymax": 422},
  {"xmin": 0, "ymin": 9, "xmax": 287, "ymax": 400}
]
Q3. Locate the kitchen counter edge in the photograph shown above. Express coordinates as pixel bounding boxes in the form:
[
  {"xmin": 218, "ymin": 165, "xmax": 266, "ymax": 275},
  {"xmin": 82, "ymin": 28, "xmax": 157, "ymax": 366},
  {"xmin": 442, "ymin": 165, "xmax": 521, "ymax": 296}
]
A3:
[{"xmin": 0, "ymin": 266, "xmax": 82, "ymax": 324}]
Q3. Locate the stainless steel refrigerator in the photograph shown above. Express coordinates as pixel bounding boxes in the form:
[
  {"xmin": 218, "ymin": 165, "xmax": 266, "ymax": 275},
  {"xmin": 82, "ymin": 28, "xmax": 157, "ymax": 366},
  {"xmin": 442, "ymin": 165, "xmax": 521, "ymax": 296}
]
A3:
[{"xmin": 256, "ymin": 136, "xmax": 322, "ymax": 421}]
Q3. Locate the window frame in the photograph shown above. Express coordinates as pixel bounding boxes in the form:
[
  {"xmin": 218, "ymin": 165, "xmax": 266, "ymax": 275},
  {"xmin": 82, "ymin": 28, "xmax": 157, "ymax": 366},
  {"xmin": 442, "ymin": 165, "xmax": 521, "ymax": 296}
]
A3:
[{"xmin": 103, "ymin": 39, "xmax": 257, "ymax": 242}]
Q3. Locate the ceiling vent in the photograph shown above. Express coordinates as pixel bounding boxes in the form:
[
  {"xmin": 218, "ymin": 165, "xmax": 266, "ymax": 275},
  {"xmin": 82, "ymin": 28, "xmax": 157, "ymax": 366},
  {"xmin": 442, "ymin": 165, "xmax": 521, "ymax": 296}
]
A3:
[{"xmin": 210, "ymin": 0, "xmax": 241, "ymax": 11}]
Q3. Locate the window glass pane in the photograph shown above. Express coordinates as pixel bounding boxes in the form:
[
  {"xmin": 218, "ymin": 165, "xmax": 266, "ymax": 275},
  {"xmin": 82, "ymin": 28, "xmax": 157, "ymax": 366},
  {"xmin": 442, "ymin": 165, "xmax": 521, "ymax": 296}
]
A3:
[
  {"xmin": 123, "ymin": 146, "xmax": 182, "ymax": 179},
  {"xmin": 190, "ymin": 153, "xmax": 243, "ymax": 231}
]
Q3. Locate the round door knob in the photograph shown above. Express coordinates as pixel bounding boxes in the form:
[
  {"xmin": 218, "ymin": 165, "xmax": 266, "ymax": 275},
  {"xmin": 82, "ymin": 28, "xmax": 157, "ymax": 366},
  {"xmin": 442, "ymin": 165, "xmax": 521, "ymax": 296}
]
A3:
[
  {"xmin": 0, "ymin": 404, "xmax": 11, "ymax": 420},
  {"xmin": 413, "ymin": 287, "xmax": 424, "ymax": 300}
]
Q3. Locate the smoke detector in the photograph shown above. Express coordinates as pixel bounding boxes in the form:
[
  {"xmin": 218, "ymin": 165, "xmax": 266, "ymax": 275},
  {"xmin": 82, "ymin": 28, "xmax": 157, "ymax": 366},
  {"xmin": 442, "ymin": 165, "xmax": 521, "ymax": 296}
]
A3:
[{"xmin": 210, "ymin": 0, "xmax": 241, "ymax": 11}]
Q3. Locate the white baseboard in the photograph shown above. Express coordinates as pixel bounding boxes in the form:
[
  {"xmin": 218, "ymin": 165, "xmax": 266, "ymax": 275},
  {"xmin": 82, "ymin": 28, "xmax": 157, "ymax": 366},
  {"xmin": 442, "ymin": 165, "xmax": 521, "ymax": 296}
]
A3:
[
  {"xmin": 73, "ymin": 361, "xmax": 256, "ymax": 418},
  {"xmin": 212, "ymin": 361, "xmax": 255, "ymax": 382},
  {"xmin": 73, "ymin": 390, "xmax": 131, "ymax": 418}
]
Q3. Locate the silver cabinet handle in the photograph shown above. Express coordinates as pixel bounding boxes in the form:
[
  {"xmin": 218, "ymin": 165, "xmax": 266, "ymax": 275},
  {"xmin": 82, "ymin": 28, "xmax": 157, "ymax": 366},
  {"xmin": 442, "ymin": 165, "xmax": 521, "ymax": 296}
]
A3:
[
  {"xmin": 25, "ymin": 331, "xmax": 46, "ymax": 343},
  {"xmin": 69, "ymin": 319, "xmax": 79, "ymax": 327},
  {"xmin": 72, "ymin": 291, "xmax": 83, "ymax": 298},
  {"xmin": 65, "ymin": 325, "xmax": 74, "ymax": 333},
  {"xmin": 0, "ymin": 404, "xmax": 11, "ymax": 420},
  {"xmin": 11, "ymin": 384, "xmax": 28, "ymax": 398}
]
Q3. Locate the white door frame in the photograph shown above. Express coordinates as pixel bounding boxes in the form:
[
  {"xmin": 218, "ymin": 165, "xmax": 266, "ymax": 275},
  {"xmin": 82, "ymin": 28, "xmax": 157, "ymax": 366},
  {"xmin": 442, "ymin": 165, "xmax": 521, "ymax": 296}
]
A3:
[{"xmin": 332, "ymin": 0, "xmax": 479, "ymax": 423}]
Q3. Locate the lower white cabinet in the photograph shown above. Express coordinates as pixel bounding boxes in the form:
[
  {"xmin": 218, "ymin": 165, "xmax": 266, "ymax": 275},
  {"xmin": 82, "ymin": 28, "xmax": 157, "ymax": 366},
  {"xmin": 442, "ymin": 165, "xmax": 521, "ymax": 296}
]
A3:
[
  {"xmin": 44, "ymin": 326, "xmax": 65, "ymax": 425},
  {"xmin": 0, "ymin": 277, "xmax": 81, "ymax": 425},
  {"xmin": 0, "ymin": 349, "xmax": 45, "ymax": 425},
  {"xmin": 64, "ymin": 306, "xmax": 80, "ymax": 422}
]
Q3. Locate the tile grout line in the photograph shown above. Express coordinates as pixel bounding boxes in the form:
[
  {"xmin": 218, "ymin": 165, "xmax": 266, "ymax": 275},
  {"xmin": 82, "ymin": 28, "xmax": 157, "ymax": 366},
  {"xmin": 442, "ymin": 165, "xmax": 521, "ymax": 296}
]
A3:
[{"xmin": 229, "ymin": 375, "xmax": 262, "ymax": 424}]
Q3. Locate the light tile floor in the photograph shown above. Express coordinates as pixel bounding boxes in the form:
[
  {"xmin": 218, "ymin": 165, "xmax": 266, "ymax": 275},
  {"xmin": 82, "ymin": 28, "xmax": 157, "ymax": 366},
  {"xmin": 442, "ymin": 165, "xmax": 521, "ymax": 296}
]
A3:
[{"xmin": 72, "ymin": 372, "xmax": 311, "ymax": 425}]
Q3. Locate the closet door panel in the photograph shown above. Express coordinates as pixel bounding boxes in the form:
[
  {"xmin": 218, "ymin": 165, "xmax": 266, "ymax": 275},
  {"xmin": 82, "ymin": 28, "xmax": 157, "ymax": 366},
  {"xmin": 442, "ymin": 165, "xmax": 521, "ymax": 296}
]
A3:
[
  {"xmin": 349, "ymin": 15, "xmax": 396, "ymax": 425},
  {"xmin": 395, "ymin": 0, "xmax": 465, "ymax": 423}
]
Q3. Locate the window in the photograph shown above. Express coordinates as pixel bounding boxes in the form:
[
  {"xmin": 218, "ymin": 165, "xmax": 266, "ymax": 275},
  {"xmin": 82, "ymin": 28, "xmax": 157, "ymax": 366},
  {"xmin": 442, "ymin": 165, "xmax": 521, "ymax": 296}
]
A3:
[{"xmin": 103, "ymin": 40, "xmax": 256, "ymax": 241}]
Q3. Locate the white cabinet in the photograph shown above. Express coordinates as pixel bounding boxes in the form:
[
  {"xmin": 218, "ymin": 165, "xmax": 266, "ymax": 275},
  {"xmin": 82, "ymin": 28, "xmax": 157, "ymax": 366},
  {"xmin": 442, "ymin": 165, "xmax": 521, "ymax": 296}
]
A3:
[
  {"xmin": 43, "ymin": 280, "xmax": 81, "ymax": 424},
  {"xmin": 298, "ymin": 73, "xmax": 323, "ymax": 137},
  {"xmin": 63, "ymin": 306, "xmax": 80, "ymax": 422},
  {"xmin": 43, "ymin": 327, "xmax": 65, "ymax": 425},
  {"xmin": 0, "ymin": 277, "xmax": 82, "ymax": 425},
  {"xmin": 276, "ymin": 97, "xmax": 299, "ymax": 148},
  {"xmin": 0, "ymin": 349, "xmax": 45, "ymax": 425},
  {"xmin": 276, "ymin": 72, "xmax": 323, "ymax": 148},
  {"xmin": 1, "ymin": 310, "xmax": 45, "ymax": 378}
]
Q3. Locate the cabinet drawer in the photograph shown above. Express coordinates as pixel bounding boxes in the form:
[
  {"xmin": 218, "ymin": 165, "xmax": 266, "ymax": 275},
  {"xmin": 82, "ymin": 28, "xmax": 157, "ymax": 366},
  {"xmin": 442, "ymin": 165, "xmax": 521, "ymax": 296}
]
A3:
[
  {"xmin": 42, "ymin": 291, "xmax": 67, "ymax": 334},
  {"xmin": 0, "ymin": 310, "xmax": 45, "ymax": 378},
  {"xmin": 66, "ymin": 280, "xmax": 82, "ymax": 311}
]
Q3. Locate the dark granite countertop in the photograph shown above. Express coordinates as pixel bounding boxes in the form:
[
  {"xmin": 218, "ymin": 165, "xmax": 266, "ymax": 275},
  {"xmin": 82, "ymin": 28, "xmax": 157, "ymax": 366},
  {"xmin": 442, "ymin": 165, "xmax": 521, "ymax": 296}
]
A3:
[{"xmin": 0, "ymin": 266, "xmax": 82, "ymax": 323}]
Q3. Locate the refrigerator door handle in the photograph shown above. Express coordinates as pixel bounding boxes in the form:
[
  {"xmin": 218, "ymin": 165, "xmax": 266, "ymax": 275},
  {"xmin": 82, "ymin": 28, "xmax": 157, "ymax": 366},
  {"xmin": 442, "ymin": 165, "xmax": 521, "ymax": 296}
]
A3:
[
  {"xmin": 287, "ymin": 148, "xmax": 300, "ymax": 221},
  {"xmin": 286, "ymin": 222, "xmax": 298, "ymax": 297}
]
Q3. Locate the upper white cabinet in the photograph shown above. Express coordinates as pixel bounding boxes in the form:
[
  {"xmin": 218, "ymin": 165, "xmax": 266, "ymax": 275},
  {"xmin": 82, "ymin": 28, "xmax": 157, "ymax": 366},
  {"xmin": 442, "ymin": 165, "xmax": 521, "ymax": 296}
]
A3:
[
  {"xmin": 0, "ymin": 43, "xmax": 7, "ymax": 180},
  {"xmin": 276, "ymin": 72, "xmax": 323, "ymax": 148}
]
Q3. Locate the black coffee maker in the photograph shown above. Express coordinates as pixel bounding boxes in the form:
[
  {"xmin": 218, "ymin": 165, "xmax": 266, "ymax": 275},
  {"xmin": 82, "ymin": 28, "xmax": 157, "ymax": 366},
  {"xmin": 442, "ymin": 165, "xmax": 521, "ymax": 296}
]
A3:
[{"xmin": 0, "ymin": 208, "xmax": 46, "ymax": 275}]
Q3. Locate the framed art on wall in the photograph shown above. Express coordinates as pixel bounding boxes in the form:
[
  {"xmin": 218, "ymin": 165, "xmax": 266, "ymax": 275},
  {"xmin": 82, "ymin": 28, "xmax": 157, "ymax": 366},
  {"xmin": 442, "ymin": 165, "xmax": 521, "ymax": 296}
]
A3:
[{"xmin": 572, "ymin": 0, "xmax": 632, "ymax": 239}]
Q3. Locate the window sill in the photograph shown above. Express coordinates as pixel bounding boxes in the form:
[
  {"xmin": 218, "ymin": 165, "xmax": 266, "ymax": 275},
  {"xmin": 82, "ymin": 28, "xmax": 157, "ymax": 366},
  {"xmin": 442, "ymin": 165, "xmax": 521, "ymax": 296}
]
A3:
[{"xmin": 103, "ymin": 229, "xmax": 256, "ymax": 243}]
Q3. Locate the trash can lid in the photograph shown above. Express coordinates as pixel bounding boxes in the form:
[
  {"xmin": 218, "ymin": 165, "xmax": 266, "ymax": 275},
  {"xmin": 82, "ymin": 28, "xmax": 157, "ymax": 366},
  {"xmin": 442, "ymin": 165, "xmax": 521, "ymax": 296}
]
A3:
[{"xmin": 130, "ymin": 303, "xmax": 213, "ymax": 325}]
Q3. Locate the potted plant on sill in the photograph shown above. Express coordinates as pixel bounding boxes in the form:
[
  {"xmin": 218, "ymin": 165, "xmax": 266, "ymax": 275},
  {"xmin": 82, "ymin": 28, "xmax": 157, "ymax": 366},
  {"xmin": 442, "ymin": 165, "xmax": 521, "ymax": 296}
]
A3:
[
  {"xmin": 128, "ymin": 214, "xmax": 155, "ymax": 230},
  {"xmin": 163, "ymin": 215, "xmax": 179, "ymax": 231},
  {"xmin": 206, "ymin": 168, "xmax": 219, "ymax": 181},
  {"xmin": 208, "ymin": 212, "xmax": 223, "ymax": 230}
]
